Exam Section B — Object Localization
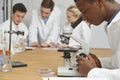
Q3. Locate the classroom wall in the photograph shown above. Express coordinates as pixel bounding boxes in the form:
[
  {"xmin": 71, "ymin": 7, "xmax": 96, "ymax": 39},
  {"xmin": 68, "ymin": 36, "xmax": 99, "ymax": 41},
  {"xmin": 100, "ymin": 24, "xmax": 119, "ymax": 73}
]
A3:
[
  {"xmin": 11, "ymin": 0, "xmax": 74, "ymax": 27},
  {"xmin": 1, "ymin": 0, "xmax": 120, "ymax": 48}
]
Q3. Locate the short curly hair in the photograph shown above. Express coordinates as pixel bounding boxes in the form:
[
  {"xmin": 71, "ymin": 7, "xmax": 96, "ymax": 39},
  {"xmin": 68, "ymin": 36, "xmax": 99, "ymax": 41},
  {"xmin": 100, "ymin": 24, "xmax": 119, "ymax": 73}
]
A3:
[
  {"xmin": 74, "ymin": 0, "xmax": 115, "ymax": 3},
  {"xmin": 41, "ymin": 0, "xmax": 55, "ymax": 11},
  {"xmin": 13, "ymin": 3, "xmax": 27, "ymax": 13}
]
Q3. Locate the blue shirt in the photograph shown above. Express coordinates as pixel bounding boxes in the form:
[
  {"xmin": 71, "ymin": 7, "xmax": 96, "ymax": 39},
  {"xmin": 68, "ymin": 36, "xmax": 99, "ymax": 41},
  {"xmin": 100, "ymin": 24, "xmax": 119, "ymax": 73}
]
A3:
[{"xmin": 43, "ymin": 17, "xmax": 49, "ymax": 24}]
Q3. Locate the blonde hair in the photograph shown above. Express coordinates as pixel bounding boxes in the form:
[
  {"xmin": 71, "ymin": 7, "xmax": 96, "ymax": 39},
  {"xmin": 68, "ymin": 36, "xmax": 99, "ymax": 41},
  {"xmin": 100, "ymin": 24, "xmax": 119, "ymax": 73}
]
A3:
[{"xmin": 67, "ymin": 4, "xmax": 81, "ymax": 18}]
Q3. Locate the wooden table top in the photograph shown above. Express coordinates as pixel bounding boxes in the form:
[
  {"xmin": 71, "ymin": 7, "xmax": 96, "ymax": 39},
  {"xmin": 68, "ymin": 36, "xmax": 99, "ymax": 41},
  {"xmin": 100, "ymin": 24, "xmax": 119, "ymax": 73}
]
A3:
[{"xmin": 0, "ymin": 48, "xmax": 111, "ymax": 80}]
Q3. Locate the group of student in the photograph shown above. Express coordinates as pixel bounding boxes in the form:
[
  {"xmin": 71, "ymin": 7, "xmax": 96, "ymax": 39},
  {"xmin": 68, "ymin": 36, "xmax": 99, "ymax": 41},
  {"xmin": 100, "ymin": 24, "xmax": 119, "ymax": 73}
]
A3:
[
  {"xmin": 0, "ymin": 0, "xmax": 120, "ymax": 80},
  {"xmin": 28, "ymin": 0, "xmax": 91, "ymax": 48},
  {"xmin": 0, "ymin": 0, "xmax": 91, "ymax": 49}
]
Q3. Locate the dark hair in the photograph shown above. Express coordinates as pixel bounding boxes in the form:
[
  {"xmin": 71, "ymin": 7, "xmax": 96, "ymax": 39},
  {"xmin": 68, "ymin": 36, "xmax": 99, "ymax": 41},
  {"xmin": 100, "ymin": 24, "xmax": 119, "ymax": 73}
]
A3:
[
  {"xmin": 107, "ymin": 0, "xmax": 115, "ymax": 3},
  {"xmin": 74, "ymin": 0, "xmax": 95, "ymax": 3},
  {"xmin": 74, "ymin": 0, "xmax": 77, "ymax": 3},
  {"xmin": 74, "ymin": 0, "xmax": 115, "ymax": 3},
  {"xmin": 41, "ymin": 0, "xmax": 55, "ymax": 11},
  {"xmin": 13, "ymin": 3, "xmax": 27, "ymax": 13}
]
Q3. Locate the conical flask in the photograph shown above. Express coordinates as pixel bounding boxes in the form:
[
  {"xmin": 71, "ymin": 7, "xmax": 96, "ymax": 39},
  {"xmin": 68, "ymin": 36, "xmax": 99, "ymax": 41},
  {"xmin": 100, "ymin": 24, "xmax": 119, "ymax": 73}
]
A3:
[{"xmin": 0, "ymin": 43, "xmax": 12, "ymax": 72}]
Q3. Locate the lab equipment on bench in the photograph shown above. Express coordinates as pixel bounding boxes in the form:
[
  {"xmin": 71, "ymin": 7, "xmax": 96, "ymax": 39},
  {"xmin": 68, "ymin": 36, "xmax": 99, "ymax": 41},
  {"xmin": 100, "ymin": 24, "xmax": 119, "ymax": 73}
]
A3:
[{"xmin": 57, "ymin": 36, "xmax": 89, "ymax": 76}]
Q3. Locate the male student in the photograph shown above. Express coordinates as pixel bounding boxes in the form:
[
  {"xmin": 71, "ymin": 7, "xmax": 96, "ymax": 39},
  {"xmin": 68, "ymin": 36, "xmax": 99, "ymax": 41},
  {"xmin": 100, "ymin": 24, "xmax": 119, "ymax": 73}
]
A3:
[
  {"xmin": 0, "ymin": 3, "xmax": 28, "ymax": 54},
  {"xmin": 29, "ymin": 0, "xmax": 61, "ymax": 47},
  {"xmin": 74, "ymin": 0, "xmax": 120, "ymax": 80}
]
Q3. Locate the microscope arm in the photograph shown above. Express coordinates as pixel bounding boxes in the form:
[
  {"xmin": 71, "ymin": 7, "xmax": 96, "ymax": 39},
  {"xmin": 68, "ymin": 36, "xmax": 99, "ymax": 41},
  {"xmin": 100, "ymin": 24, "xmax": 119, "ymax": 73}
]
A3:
[{"xmin": 70, "ymin": 35, "xmax": 90, "ymax": 55}]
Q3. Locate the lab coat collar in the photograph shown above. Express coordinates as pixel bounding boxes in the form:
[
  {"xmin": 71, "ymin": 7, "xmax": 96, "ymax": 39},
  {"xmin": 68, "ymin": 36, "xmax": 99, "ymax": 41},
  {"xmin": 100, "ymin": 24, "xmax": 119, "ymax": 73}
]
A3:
[
  {"xmin": 107, "ymin": 11, "xmax": 120, "ymax": 28},
  {"xmin": 7, "ymin": 19, "xmax": 22, "ymax": 30},
  {"xmin": 38, "ymin": 7, "xmax": 51, "ymax": 24},
  {"xmin": 107, "ymin": 8, "xmax": 120, "ymax": 25},
  {"xmin": 38, "ymin": 6, "xmax": 60, "ymax": 25}
]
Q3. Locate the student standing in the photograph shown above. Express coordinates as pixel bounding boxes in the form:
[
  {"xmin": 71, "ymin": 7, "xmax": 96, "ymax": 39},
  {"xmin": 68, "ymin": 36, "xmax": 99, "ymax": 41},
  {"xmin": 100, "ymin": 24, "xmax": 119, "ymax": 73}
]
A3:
[{"xmin": 29, "ymin": 0, "xmax": 61, "ymax": 47}]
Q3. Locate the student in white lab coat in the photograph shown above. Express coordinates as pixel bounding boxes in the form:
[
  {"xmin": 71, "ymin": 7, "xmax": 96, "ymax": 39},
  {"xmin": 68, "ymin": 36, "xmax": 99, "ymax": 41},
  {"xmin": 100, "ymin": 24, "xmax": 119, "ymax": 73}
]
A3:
[
  {"xmin": 50, "ymin": 5, "xmax": 91, "ymax": 48},
  {"xmin": 29, "ymin": 0, "xmax": 61, "ymax": 47},
  {"xmin": 74, "ymin": 0, "xmax": 120, "ymax": 79},
  {"xmin": 66, "ymin": 5, "xmax": 91, "ymax": 48},
  {"xmin": 0, "ymin": 3, "xmax": 28, "ymax": 54}
]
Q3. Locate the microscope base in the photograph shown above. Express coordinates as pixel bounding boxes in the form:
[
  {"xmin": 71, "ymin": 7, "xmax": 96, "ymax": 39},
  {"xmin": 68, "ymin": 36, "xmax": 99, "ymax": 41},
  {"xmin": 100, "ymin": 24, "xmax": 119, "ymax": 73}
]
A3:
[{"xmin": 58, "ymin": 66, "xmax": 81, "ymax": 77}]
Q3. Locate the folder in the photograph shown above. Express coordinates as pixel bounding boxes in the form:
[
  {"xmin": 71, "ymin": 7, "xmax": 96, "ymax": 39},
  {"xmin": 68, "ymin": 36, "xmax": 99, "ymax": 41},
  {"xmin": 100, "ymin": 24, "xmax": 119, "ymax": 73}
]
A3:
[{"xmin": 11, "ymin": 61, "xmax": 27, "ymax": 68}]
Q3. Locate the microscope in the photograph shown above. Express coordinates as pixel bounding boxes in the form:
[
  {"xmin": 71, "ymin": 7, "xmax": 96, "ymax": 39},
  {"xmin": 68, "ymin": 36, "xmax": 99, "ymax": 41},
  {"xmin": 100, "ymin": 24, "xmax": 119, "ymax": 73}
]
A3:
[
  {"xmin": 60, "ymin": 35, "xmax": 70, "ymax": 44},
  {"xmin": 57, "ymin": 36, "xmax": 89, "ymax": 77}
]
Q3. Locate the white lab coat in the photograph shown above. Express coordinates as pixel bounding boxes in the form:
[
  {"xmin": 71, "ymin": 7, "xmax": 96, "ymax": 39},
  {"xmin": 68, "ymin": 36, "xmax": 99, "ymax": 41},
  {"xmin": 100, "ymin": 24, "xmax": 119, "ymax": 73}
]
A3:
[
  {"xmin": 61, "ymin": 21, "xmax": 91, "ymax": 48},
  {"xmin": 99, "ymin": 11, "xmax": 120, "ymax": 69},
  {"xmin": 69, "ymin": 21, "xmax": 91, "ymax": 48},
  {"xmin": 86, "ymin": 11, "xmax": 120, "ymax": 80},
  {"xmin": 88, "ymin": 68, "xmax": 120, "ymax": 80},
  {"xmin": 106, "ymin": 11, "xmax": 120, "ymax": 68},
  {"xmin": 29, "ymin": 6, "xmax": 61, "ymax": 44},
  {"xmin": 0, "ymin": 19, "xmax": 28, "ymax": 48}
]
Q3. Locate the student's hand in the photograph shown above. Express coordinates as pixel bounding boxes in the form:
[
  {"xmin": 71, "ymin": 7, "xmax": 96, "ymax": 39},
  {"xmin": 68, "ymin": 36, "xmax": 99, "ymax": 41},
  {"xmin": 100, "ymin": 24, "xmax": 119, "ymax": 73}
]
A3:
[
  {"xmin": 56, "ymin": 43, "xmax": 68, "ymax": 48},
  {"xmin": 48, "ymin": 42, "xmax": 69, "ymax": 48},
  {"xmin": 30, "ymin": 42, "xmax": 40, "ymax": 47},
  {"xmin": 60, "ymin": 43, "xmax": 68, "ymax": 48},
  {"xmin": 48, "ymin": 42, "xmax": 59, "ymax": 48},
  {"xmin": 76, "ymin": 54, "xmax": 97, "ymax": 77},
  {"xmin": 40, "ymin": 42, "xmax": 49, "ymax": 47},
  {"xmin": 89, "ymin": 53, "xmax": 102, "ymax": 68}
]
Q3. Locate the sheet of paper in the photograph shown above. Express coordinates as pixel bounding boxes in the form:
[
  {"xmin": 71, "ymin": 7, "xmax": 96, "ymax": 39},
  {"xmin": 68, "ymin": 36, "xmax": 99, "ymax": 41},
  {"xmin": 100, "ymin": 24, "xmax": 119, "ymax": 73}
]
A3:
[
  {"xmin": 25, "ymin": 47, "xmax": 36, "ymax": 50},
  {"xmin": 42, "ymin": 77, "xmax": 110, "ymax": 80},
  {"xmin": 42, "ymin": 48, "xmax": 58, "ymax": 51}
]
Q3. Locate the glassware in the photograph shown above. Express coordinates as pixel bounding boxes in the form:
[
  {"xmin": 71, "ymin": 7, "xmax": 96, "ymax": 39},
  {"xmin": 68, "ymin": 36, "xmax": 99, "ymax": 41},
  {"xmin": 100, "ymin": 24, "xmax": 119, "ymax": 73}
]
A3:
[
  {"xmin": 13, "ymin": 38, "xmax": 25, "ymax": 53},
  {"xmin": 39, "ymin": 68, "xmax": 55, "ymax": 77},
  {"xmin": 0, "ymin": 42, "xmax": 12, "ymax": 72}
]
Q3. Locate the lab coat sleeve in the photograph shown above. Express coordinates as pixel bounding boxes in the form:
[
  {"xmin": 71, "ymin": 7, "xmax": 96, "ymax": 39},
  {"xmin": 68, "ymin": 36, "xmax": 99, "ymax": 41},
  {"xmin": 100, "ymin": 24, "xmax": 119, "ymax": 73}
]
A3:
[
  {"xmin": 22, "ymin": 24, "xmax": 28, "ymax": 46},
  {"xmin": 0, "ymin": 21, "xmax": 10, "ymax": 42},
  {"xmin": 46, "ymin": 12, "xmax": 61, "ymax": 43},
  {"xmin": 88, "ymin": 68, "xmax": 120, "ymax": 80},
  {"xmin": 29, "ymin": 10, "xmax": 39, "ymax": 44},
  {"xmin": 69, "ymin": 21, "xmax": 91, "ymax": 48},
  {"xmin": 69, "ymin": 38, "xmax": 80, "ymax": 48},
  {"xmin": 68, "ymin": 24, "xmax": 83, "ymax": 48},
  {"xmin": 0, "ymin": 24, "xmax": 5, "ymax": 42},
  {"xmin": 19, "ymin": 23, "xmax": 28, "ymax": 39},
  {"xmin": 80, "ymin": 21, "xmax": 91, "ymax": 44},
  {"xmin": 24, "ymin": 25, "xmax": 28, "ymax": 39},
  {"xmin": 99, "ymin": 57, "xmax": 112, "ymax": 69}
]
